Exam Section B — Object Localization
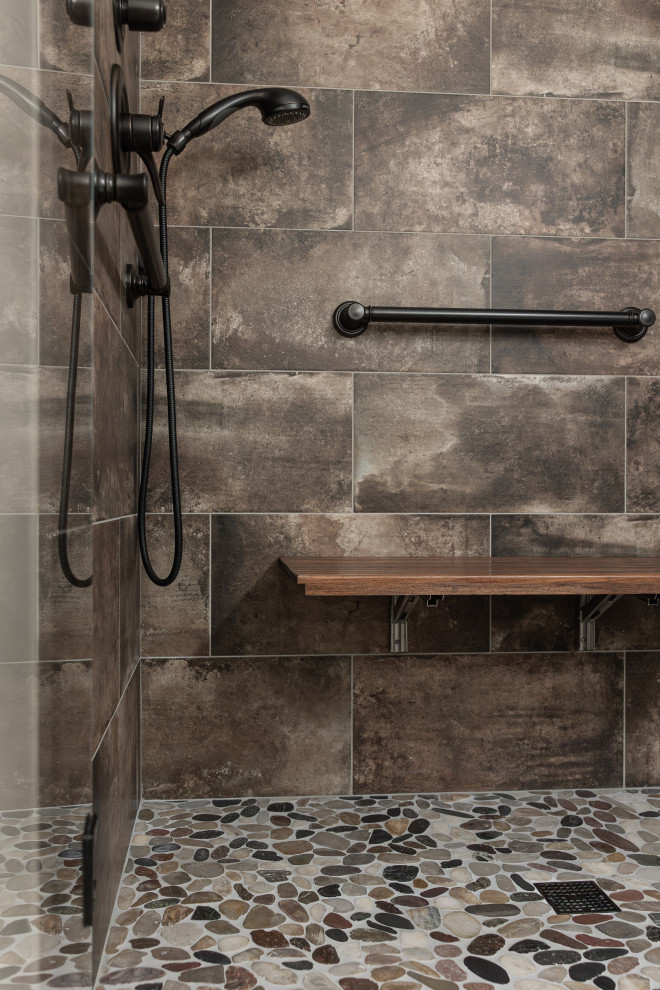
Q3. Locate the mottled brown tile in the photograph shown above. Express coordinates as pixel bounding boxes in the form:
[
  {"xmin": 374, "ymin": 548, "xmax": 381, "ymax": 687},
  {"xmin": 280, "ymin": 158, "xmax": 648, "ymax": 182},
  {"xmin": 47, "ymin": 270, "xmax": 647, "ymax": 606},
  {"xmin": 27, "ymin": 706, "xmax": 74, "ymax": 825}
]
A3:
[
  {"xmin": 94, "ymin": 61, "xmax": 121, "ymax": 329},
  {"xmin": 119, "ymin": 207, "xmax": 141, "ymax": 364},
  {"xmin": 492, "ymin": 0, "xmax": 660, "ymax": 99},
  {"xmin": 355, "ymin": 93, "xmax": 625, "ymax": 237},
  {"xmin": 0, "ymin": 365, "xmax": 91, "ymax": 513},
  {"xmin": 38, "ymin": 660, "xmax": 92, "ymax": 806},
  {"xmin": 93, "ymin": 519, "xmax": 120, "ymax": 748},
  {"xmin": 492, "ymin": 514, "xmax": 660, "ymax": 652},
  {"xmin": 92, "ymin": 665, "xmax": 139, "ymax": 975},
  {"xmin": 142, "ymin": 82, "xmax": 352, "ymax": 229},
  {"xmin": 626, "ymin": 652, "xmax": 660, "ymax": 786},
  {"xmin": 142, "ymin": 655, "xmax": 351, "ymax": 798},
  {"xmin": 93, "ymin": 296, "xmax": 139, "ymax": 520},
  {"xmin": 0, "ymin": 67, "xmax": 90, "ymax": 219},
  {"xmin": 0, "ymin": 0, "xmax": 38, "ymax": 68},
  {"xmin": 491, "ymin": 237, "xmax": 660, "ymax": 376},
  {"xmin": 212, "ymin": 229, "xmax": 490, "ymax": 373},
  {"xmin": 141, "ymin": 513, "xmax": 210, "ymax": 657},
  {"xmin": 0, "ymin": 660, "xmax": 92, "ymax": 809},
  {"xmin": 212, "ymin": 514, "xmax": 490, "ymax": 656},
  {"xmin": 39, "ymin": 513, "xmax": 92, "ymax": 662},
  {"xmin": 212, "ymin": 0, "xmax": 489, "ymax": 94},
  {"xmin": 148, "ymin": 226, "xmax": 210, "ymax": 369},
  {"xmin": 353, "ymin": 653, "xmax": 624, "ymax": 792},
  {"xmin": 39, "ymin": 0, "xmax": 92, "ymax": 74},
  {"xmin": 355, "ymin": 373, "xmax": 624, "ymax": 513},
  {"xmin": 627, "ymin": 102, "xmax": 660, "ymax": 238},
  {"xmin": 0, "ymin": 515, "xmax": 38, "ymax": 663},
  {"xmin": 0, "ymin": 215, "xmax": 38, "ymax": 365},
  {"xmin": 142, "ymin": 0, "xmax": 210, "ymax": 81},
  {"xmin": 627, "ymin": 377, "xmax": 660, "ymax": 512},
  {"xmin": 119, "ymin": 514, "xmax": 140, "ymax": 689},
  {"xmin": 145, "ymin": 371, "xmax": 352, "ymax": 512},
  {"xmin": 39, "ymin": 219, "xmax": 93, "ymax": 367}
]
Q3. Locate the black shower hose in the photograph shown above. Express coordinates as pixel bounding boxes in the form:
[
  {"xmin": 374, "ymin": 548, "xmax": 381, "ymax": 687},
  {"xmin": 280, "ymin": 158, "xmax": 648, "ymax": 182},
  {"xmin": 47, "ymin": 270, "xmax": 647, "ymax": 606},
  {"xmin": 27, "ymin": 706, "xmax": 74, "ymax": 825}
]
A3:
[
  {"xmin": 138, "ymin": 146, "xmax": 183, "ymax": 585},
  {"xmin": 58, "ymin": 144, "xmax": 92, "ymax": 588}
]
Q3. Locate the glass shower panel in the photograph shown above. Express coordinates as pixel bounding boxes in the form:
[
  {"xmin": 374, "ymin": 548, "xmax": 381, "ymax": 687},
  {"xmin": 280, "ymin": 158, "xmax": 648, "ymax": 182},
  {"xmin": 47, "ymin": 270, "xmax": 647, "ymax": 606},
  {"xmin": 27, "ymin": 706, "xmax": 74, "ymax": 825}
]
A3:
[{"xmin": 0, "ymin": 0, "xmax": 94, "ymax": 985}]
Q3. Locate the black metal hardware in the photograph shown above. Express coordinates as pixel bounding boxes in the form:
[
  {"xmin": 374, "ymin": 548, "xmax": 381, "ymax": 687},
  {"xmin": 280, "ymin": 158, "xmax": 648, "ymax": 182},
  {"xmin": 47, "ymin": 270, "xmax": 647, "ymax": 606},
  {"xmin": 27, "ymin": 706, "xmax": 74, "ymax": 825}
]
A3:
[
  {"xmin": 82, "ymin": 812, "xmax": 97, "ymax": 926},
  {"xmin": 113, "ymin": 0, "xmax": 167, "ymax": 51},
  {"xmin": 333, "ymin": 301, "xmax": 656, "ymax": 341},
  {"xmin": 66, "ymin": 0, "xmax": 93, "ymax": 26}
]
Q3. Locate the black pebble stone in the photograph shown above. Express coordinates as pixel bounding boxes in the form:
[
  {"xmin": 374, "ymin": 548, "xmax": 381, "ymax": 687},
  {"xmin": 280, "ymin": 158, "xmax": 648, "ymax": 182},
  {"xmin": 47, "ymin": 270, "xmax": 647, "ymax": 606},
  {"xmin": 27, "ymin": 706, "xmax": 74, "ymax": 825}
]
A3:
[
  {"xmin": 246, "ymin": 840, "xmax": 268, "ymax": 849},
  {"xmin": 369, "ymin": 829, "xmax": 392, "ymax": 845},
  {"xmin": 388, "ymin": 882, "xmax": 414, "ymax": 894},
  {"xmin": 318, "ymin": 884, "xmax": 341, "ymax": 897},
  {"xmin": 569, "ymin": 963, "xmax": 605, "ymax": 981},
  {"xmin": 135, "ymin": 858, "xmax": 157, "ymax": 867},
  {"xmin": 383, "ymin": 865, "xmax": 418, "ymax": 882},
  {"xmin": 212, "ymin": 799, "xmax": 241, "ymax": 806},
  {"xmin": 229, "ymin": 838, "xmax": 247, "ymax": 848},
  {"xmin": 296, "ymin": 830, "xmax": 314, "ymax": 838},
  {"xmin": 510, "ymin": 874, "xmax": 534, "ymax": 891},
  {"xmin": 253, "ymin": 851, "xmax": 282, "ymax": 861},
  {"xmin": 191, "ymin": 830, "xmax": 223, "ymax": 839},
  {"xmin": 408, "ymin": 819, "xmax": 430, "ymax": 834},
  {"xmin": 221, "ymin": 813, "xmax": 240, "ymax": 824},
  {"xmin": 240, "ymin": 805, "xmax": 260, "ymax": 818},
  {"xmin": 193, "ymin": 849, "xmax": 209, "ymax": 861},
  {"xmin": 534, "ymin": 950, "xmax": 581, "ymax": 965},
  {"xmin": 361, "ymin": 814, "xmax": 389, "ymax": 823},
  {"xmin": 561, "ymin": 815, "xmax": 584, "ymax": 827},
  {"xmin": 193, "ymin": 814, "xmax": 220, "ymax": 821},
  {"xmin": 440, "ymin": 859, "xmax": 462, "ymax": 868},
  {"xmin": 510, "ymin": 940, "xmax": 549, "ymax": 953},
  {"xmin": 647, "ymin": 925, "xmax": 660, "ymax": 941},
  {"xmin": 191, "ymin": 906, "xmax": 221, "ymax": 921},
  {"xmin": 284, "ymin": 961, "xmax": 313, "ymax": 970},
  {"xmin": 267, "ymin": 802, "xmax": 294, "ymax": 812},
  {"xmin": 374, "ymin": 913, "xmax": 414, "ymax": 930},
  {"xmin": 326, "ymin": 928, "xmax": 349, "ymax": 942},
  {"xmin": 594, "ymin": 979, "xmax": 616, "ymax": 990},
  {"xmin": 194, "ymin": 951, "xmax": 231, "ymax": 964},
  {"xmin": 464, "ymin": 956, "xmax": 510, "ymax": 984},
  {"xmin": 584, "ymin": 949, "xmax": 628, "ymax": 961},
  {"xmin": 135, "ymin": 984, "xmax": 162, "ymax": 990}
]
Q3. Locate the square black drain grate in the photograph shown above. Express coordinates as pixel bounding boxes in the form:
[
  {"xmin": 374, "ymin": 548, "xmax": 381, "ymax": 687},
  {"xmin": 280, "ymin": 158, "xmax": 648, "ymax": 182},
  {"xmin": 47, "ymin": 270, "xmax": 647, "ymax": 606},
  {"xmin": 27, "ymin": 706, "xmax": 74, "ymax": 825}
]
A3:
[{"xmin": 535, "ymin": 880, "xmax": 620, "ymax": 915}]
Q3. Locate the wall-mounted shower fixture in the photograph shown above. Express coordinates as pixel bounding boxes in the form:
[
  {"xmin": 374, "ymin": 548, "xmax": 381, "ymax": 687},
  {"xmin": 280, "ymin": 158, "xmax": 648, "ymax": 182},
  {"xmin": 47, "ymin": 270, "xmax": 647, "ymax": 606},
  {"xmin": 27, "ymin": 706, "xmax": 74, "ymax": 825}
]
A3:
[
  {"xmin": 334, "ymin": 301, "xmax": 656, "ymax": 342},
  {"xmin": 133, "ymin": 85, "xmax": 311, "ymax": 585},
  {"xmin": 113, "ymin": 0, "xmax": 167, "ymax": 50}
]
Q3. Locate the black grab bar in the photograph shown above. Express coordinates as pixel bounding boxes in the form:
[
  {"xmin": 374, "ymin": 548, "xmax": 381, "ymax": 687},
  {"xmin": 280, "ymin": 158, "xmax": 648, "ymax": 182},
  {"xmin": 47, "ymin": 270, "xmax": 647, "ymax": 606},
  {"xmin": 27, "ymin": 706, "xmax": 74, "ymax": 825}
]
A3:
[{"xmin": 333, "ymin": 302, "xmax": 656, "ymax": 343}]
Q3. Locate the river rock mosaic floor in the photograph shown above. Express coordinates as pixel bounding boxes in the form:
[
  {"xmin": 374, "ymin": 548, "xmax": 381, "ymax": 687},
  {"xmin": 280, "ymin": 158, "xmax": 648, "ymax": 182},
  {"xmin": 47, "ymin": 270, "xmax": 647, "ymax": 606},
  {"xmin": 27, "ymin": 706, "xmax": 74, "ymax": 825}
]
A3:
[
  {"xmin": 97, "ymin": 790, "xmax": 660, "ymax": 990},
  {"xmin": 0, "ymin": 805, "xmax": 91, "ymax": 988}
]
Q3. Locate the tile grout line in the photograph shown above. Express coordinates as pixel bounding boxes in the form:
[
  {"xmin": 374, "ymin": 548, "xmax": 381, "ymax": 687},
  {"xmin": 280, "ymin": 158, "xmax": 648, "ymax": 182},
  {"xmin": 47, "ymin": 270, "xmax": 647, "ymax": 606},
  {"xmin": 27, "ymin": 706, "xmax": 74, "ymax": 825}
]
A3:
[
  {"xmin": 209, "ymin": 227, "xmax": 213, "ymax": 370},
  {"xmin": 622, "ymin": 652, "xmax": 627, "ymax": 787},
  {"xmin": 209, "ymin": 0, "xmax": 213, "ymax": 83},
  {"xmin": 351, "ymin": 90, "xmax": 355, "ymax": 231},
  {"xmin": 624, "ymin": 101, "xmax": 628, "ymax": 239},
  {"xmin": 208, "ymin": 512, "xmax": 212, "ymax": 656},
  {"xmin": 350, "ymin": 655, "xmax": 354, "ymax": 795}
]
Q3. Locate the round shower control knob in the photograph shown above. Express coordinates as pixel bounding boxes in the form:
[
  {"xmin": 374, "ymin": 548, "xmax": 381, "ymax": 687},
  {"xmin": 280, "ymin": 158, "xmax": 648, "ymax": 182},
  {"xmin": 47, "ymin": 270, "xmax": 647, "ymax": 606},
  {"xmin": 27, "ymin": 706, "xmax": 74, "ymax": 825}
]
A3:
[{"xmin": 114, "ymin": 0, "xmax": 167, "ymax": 50}]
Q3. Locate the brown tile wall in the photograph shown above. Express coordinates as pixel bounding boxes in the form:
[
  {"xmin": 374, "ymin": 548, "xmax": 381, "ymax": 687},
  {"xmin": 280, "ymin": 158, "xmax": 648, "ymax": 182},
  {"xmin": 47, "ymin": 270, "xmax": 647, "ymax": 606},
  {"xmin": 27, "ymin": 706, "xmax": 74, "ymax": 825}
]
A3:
[{"xmin": 140, "ymin": 0, "xmax": 660, "ymax": 798}]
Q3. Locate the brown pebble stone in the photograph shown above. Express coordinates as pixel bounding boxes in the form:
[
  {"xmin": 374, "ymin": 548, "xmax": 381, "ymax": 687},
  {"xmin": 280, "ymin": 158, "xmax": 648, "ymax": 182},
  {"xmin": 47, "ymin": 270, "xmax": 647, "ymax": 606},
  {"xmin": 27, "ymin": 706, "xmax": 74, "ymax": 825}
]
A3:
[
  {"xmin": 571, "ymin": 914, "xmax": 612, "ymax": 924},
  {"xmin": 131, "ymin": 938, "xmax": 159, "ymax": 949},
  {"xmin": 206, "ymin": 920, "xmax": 240, "ymax": 935},
  {"xmin": 312, "ymin": 945, "xmax": 340, "ymax": 965},
  {"xmin": 219, "ymin": 899, "xmax": 250, "ymax": 919},
  {"xmin": 576, "ymin": 934, "xmax": 623, "ymax": 947},
  {"xmin": 541, "ymin": 929, "xmax": 585, "ymax": 949},
  {"xmin": 433, "ymin": 946, "xmax": 461, "ymax": 958},
  {"xmin": 371, "ymin": 887, "xmax": 395, "ymax": 899},
  {"xmin": 278, "ymin": 899, "xmax": 309, "ymax": 923},
  {"xmin": 251, "ymin": 929, "xmax": 288, "ymax": 947},
  {"xmin": 385, "ymin": 820, "xmax": 408, "ymax": 837},
  {"xmin": 371, "ymin": 966, "xmax": 405, "ymax": 982},
  {"xmin": 392, "ymin": 896, "xmax": 428, "ymax": 908},
  {"xmin": 430, "ymin": 933, "xmax": 459, "ymax": 943},
  {"xmin": 278, "ymin": 883, "xmax": 298, "ymax": 898},
  {"xmin": 153, "ymin": 947, "xmax": 190, "ymax": 961},
  {"xmin": 324, "ymin": 912, "xmax": 352, "ymax": 929},
  {"xmin": 467, "ymin": 934, "xmax": 505, "ymax": 956},
  {"xmin": 350, "ymin": 928, "xmax": 395, "ymax": 942},
  {"xmin": 163, "ymin": 905, "xmax": 193, "ymax": 926},
  {"xmin": 32, "ymin": 915, "xmax": 62, "ymax": 936},
  {"xmin": 382, "ymin": 983, "xmax": 420, "ymax": 990},
  {"xmin": 226, "ymin": 964, "xmax": 258, "ymax": 990},
  {"xmin": 164, "ymin": 962, "xmax": 201, "ymax": 972},
  {"xmin": 365, "ymin": 955, "xmax": 402, "ymax": 965},
  {"xmin": 613, "ymin": 890, "xmax": 644, "ymax": 901},
  {"xmin": 274, "ymin": 841, "xmax": 313, "ymax": 854},
  {"xmin": 608, "ymin": 956, "xmax": 639, "ymax": 974},
  {"xmin": 434, "ymin": 959, "xmax": 466, "ymax": 981},
  {"xmin": 339, "ymin": 980, "xmax": 378, "ymax": 990}
]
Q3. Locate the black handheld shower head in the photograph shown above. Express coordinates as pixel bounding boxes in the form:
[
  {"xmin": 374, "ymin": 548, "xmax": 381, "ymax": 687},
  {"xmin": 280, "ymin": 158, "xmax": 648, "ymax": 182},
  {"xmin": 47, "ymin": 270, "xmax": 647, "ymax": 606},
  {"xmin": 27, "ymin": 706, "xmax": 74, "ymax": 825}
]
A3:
[
  {"xmin": 167, "ymin": 87, "xmax": 310, "ymax": 154},
  {"xmin": 0, "ymin": 73, "xmax": 71, "ymax": 149}
]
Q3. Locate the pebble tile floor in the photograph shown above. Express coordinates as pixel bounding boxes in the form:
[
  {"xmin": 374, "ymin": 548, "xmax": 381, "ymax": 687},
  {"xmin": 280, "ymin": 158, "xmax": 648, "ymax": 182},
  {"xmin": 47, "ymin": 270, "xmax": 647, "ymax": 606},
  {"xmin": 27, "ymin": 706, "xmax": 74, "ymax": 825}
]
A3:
[
  {"xmin": 0, "ymin": 805, "xmax": 91, "ymax": 988},
  {"xmin": 95, "ymin": 789, "xmax": 660, "ymax": 990}
]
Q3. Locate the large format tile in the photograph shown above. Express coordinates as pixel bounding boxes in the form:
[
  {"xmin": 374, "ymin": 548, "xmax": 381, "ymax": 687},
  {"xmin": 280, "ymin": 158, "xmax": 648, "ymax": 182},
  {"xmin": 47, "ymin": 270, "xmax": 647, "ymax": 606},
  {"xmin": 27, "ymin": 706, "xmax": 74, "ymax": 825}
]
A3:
[
  {"xmin": 355, "ymin": 374, "xmax": 624, "ymax": 513},
  {"xmin": 147, "ymin": 226, "xmax": 210, "ymax": 370},
  {"xmin": 0, "ymin": 660, "xmax": 91, "ymax": 809},
  {"xmin": 0, "ymin": 215, "xmax": 38, "ymax": 366},
  {"xmin": 491, "ymin": 237, "xmax": 660, "ymax": 375},
  {"xmin": 0, "ymin": 0, "xmax": 38, "ymax": 68},
  {"xmin": 627, "ymin": 102, "xmax": 660, "ymax": 238},
  {"xmin": 119, "ymin": 514, "xmax": 140, "ymax": 687},
  {"xmin": 355, "ymin": 93, "xmax": 625, "ymax": 237},
  {"xmin": 353, "ymin": 653, "xmax": 624, "ymax": 792},
  {"xmin": 39, "ymin": 513, "xmax": 92, "ymax": 662},
  {"xmin": 0, "ymin": 515, "xmax": 38, "ymax": 663},
  {"xmin": 492, "ymin": 514, "xmax": 660, "ymax": 652},
  {"xmin": 39, "ymin": 0, "xmax": 92, "ymax": 75},
  {"xmin": 145, "ymin": 371, "xmax": 353, "ymax": 512},
  {"xmin": 0, "ymin": 67, "xmax": 91, "ymax": 219},
  {"xmin": 93, "ymin": 519, "xmax": 120, "ymax": 748},
  {"xmin": 492, "ymin": 0, "xmax": 660, "ymax": 99},
  {"xmin": 93, "ymin": 297, "xmax": 139, "ymax": 521},
  {"xmin": 626, "ymin": 652, "xmax": 660, "ymax": 786},
  {"xmin": 141, "ymin": 513, "xmax": 210, "ymax": 657},
  {"xmin": 142, "ymin": 0, "xmax": 210, "ymax": 81},
  {"xmin": 211, "ymin": 0, "xmax": 490, "ymax": 95},
  {"xmin": 627, "ymin": 377, "xmax": 660, "ymax": 512},
  {"xmin": 92, "ymin": 666, "xmax": 139, "ymax": 976},
  {"xmin": 141, "ymin": 656, "xmax": 351, "ymax": 798},
  {"xmin": 39, "ymin": 218, "xmax": 92, "ymax": 367},
  {"xmin": 141, "ymin": 82, "xmax": 352, "ymax": 229},
  {"xmin": 212, "ymin": 514, "xmax": 490, "ymax": 656},
  {"xmin": 212, "ymin": 229, "xmax": 490, "ymax": 373}
]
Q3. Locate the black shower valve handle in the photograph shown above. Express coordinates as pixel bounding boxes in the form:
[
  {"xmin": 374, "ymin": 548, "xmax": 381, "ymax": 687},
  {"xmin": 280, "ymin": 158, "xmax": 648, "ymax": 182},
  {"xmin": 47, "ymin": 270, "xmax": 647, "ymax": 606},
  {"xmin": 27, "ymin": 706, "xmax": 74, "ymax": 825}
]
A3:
[
  {"xmin": 119, "ymin": 109, "xmax": 165, "ymax": 204},
  {"xmin": 116, "ymin": 0, "xmax": 167, "ymax": 32}
]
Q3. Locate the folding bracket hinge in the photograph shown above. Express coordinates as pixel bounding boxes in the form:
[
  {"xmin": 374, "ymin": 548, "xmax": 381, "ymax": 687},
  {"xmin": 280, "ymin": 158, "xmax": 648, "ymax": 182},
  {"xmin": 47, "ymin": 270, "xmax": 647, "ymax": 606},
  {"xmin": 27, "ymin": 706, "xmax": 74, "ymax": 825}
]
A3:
[
  {"xmin": 578, "ymin": 593, "xmax": 621, "ymax": 650},
  {"xmin": 390, "ymin": 594, "xmax": 444, "ymax": 652}
]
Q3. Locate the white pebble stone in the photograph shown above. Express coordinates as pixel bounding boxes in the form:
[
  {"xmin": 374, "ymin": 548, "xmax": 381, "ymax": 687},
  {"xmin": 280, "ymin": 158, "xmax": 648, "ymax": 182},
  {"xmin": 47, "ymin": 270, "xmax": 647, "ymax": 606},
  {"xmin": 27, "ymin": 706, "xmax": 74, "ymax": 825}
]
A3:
[
  {"xmin": 641, "ymin": 967, "xmax": 660, "ymax": 981},
  {"xmin": 537, "ymin": 967, "xmax": 567, "ymax": 982},
  {"xmin": 219, "ymin": 935, "xmax": 250, "ymax": 951},
  {"xmin": 500, "ymin": 953, "xmax": 536, "ymax": 975},
  {"xmin": 449, "ymin": 867, "xmax": 472, "ymax": 883},
  {"xmin": 354, "ymin": 897, "xmax": 372, "ymax": 911},
  {"xmin": 523, "ymin": 901, "xmax": 550, "ymax": 916},
  {"xmin": 619, "ymin": 977, "xmax": 650, "ymax": 990},
  {"xmin": 162, "ymin": 922, "xmax": 205, "ymax": 947},
  {"xmin": 252, "ymin": 961, "xmax": 298, "ymax": 985},
  {"xmin": 442, "ymin": 910, "xmax": 481, "ymax": 938},
  {"xmin": 329, "ymin": 963, "xmax": 367, "ymax": 977},
  {"xmin": 399, "ymin": 930, "xmax": 431, "ymax": 947},
  {"xmin": 303, "ymin": 973, "xmax": 341, "ymax": 990},
  {"xmin": 310, "ymin": 902, "xmax": 326, "ymax": 921}
]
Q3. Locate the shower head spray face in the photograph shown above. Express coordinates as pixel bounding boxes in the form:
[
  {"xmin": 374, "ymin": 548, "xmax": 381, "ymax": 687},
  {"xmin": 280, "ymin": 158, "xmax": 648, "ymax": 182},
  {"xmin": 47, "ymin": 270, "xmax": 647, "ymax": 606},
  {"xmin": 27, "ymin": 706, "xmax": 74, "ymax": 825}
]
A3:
[{"xmin": 167, "ymin": 87, "xmax": 310, "ymax": 153}]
